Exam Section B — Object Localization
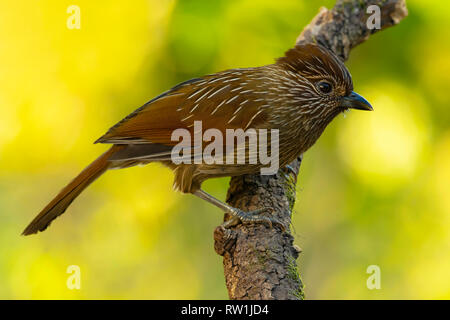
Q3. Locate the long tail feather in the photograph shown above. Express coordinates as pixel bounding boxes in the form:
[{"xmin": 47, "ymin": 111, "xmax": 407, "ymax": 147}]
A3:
[{"xmin": 22, "ymin": 146, "xmax": 122, "ymax": 236}]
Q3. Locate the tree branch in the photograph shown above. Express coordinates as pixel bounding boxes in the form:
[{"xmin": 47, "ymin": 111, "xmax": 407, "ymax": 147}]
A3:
[{"xmin": 213, "ymin": 0, "xmax": 408, "ymax": 300}]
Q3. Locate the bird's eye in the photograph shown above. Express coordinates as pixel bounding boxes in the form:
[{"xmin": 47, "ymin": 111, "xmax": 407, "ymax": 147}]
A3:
[{"xmin": 317, "ymin": 81, "xmax": 332, "ymax": 94}]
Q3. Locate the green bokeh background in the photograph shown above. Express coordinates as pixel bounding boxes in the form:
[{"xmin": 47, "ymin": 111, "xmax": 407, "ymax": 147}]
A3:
[{"xmin": 0, "ymin": 0, "xmax": 449, "ymax": 299}]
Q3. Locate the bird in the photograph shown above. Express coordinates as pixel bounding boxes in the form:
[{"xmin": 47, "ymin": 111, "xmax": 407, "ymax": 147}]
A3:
[{"xmin": 22, "ymin": 43, "xmax": 372, "ymax": 236}]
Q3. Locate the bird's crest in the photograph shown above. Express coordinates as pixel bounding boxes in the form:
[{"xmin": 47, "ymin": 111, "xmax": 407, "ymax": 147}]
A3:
[{"xmin": 276, "ymin": 43, "xmax": 353, "ymax": 94}]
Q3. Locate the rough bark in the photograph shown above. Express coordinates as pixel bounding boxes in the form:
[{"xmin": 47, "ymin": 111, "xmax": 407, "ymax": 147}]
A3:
[{"xmin": 213, "ymin": 0, "xmax": 408, "ymax": 300}]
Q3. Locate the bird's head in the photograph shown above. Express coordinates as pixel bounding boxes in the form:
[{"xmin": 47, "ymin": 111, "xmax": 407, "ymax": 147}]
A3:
[{"xmin": 276, "ymin": 43, "xmax": 372, "ymax": 123}]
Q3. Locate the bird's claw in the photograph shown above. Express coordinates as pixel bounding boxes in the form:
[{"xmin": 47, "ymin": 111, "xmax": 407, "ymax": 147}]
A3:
[{"xmin": 223, "ymin": 207, "xmax": 286, "ymax": 231}]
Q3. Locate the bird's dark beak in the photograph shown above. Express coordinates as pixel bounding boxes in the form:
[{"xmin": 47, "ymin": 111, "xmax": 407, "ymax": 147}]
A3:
[{"xmin": 341, "ymin": 91, "xmax": 373, "ymax": 111}]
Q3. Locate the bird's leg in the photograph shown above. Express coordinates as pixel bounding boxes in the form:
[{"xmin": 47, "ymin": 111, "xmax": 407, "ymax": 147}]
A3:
[{"xmin": 193, "ymin": 189, "xmax": 285, "ymax": 231}]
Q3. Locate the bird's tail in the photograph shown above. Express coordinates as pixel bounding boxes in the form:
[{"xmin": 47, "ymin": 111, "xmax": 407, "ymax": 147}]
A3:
[{"xmin": 22, "ymin": 145, "xmax": 123, "ymax": 236}]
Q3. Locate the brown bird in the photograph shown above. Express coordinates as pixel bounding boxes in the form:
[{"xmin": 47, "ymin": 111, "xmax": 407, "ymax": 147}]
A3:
[{"xmin": 22, "ymin": 43, "xmax": 372, "ymax": 236}]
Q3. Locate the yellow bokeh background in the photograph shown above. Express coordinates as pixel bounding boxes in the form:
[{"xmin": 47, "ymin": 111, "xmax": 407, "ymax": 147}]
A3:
[{"xmin": 0, "ymin": 0, "xmax": 449, "ymax": 299}]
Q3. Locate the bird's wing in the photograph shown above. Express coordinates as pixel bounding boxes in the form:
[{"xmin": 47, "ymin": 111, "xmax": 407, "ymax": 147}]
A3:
[{"xmin": 96, "ymin": 69, "xmax": 270, "ymax": 161}]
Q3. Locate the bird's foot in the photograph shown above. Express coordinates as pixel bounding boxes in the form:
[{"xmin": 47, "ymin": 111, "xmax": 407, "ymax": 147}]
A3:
[{"xmin": 221, "ymin": 207, "xmax": 286, "ymax": 231}]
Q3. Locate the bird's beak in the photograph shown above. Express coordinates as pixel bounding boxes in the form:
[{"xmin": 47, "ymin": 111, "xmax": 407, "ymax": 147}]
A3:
[{"xmin": 341, "ymin": 91, "xmax": 373, "ymax": 111}]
